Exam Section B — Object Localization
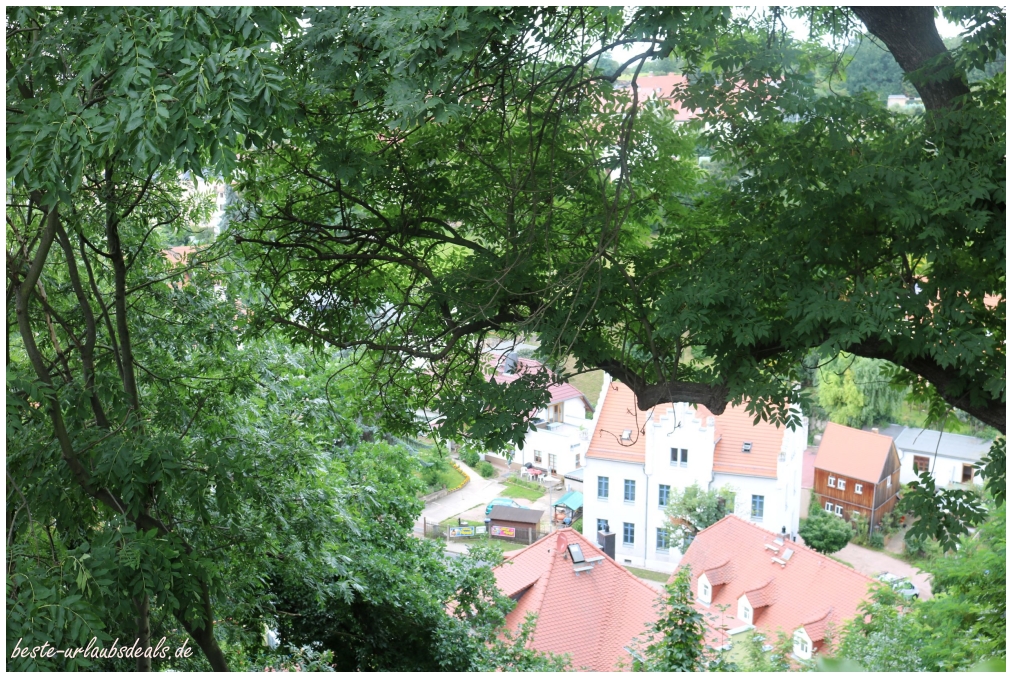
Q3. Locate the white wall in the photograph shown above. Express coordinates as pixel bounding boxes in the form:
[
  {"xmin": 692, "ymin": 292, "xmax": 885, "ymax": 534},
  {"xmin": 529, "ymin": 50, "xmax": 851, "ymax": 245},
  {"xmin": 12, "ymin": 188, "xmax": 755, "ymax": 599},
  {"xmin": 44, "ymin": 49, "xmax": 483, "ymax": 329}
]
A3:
[{"xmin": 897, "ymin": 449, "xmax": 984, "ymax": 487}]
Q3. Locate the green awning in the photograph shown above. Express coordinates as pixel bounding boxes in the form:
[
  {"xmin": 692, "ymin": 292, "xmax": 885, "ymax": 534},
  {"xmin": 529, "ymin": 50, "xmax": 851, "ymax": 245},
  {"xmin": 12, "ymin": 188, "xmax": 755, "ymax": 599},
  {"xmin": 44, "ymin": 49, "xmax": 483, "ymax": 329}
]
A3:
[{"xmin": 554, "ymin": 491, "xmax": 583, "ymax": 511}]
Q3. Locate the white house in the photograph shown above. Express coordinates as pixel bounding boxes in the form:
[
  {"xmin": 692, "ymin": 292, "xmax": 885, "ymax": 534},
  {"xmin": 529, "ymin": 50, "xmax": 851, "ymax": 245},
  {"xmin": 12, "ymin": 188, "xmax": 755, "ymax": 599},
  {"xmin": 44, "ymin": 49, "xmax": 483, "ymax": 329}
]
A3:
[
  {"xmin": 581, "ymin": 378, "xmax": 807, "ymax": 573},
  {"xmin": 483, "ymin": 357, "xmax": 605, "ymax": 480},
  {"xmin": 891, "ymin": 427, "xmax": 993, "ymax": 488}
]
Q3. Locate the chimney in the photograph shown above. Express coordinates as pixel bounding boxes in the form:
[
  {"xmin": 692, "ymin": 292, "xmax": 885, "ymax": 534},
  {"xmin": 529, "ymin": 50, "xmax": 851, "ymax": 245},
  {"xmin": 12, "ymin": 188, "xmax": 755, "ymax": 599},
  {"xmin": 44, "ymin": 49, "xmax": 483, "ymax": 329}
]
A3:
[
  {"xmin": 556, "ymin": 532, "xmax": 569, "ymax": 554},
  {"xmin": 597, "ymin": 531, "xmax": 616, "ymax": 560}
]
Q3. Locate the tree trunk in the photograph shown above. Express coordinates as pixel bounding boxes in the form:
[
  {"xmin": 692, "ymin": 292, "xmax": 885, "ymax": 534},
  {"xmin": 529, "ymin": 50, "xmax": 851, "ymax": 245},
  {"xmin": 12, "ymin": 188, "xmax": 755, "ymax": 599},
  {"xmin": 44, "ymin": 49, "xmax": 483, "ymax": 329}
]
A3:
[
  {"xmin": 851, "ymin": 7, "xmax": 970, "ymax": 111},
  {"xmin": 135, "ymin": 594, "xmax": 152, "ymax": 671}
]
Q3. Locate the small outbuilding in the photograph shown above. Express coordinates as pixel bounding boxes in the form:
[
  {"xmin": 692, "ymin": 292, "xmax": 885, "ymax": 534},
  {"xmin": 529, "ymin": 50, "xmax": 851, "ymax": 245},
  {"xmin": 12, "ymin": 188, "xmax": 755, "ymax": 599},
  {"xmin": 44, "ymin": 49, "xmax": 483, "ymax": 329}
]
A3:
[{"xmin": 488, "ymin": 506, "xmax": 545, "ymax": 544}]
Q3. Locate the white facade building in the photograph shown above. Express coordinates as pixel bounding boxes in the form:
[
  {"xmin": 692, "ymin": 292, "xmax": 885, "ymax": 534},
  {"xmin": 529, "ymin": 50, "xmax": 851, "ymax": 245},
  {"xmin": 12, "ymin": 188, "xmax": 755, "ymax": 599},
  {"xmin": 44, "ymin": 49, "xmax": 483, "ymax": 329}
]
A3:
[
  {"xmin": 891, "ymin": 427, "xmax": 992, "ymax": 488},
  {"xmin": 484, "ymin": 358, "xmax": 606, "ymax": 480},
  {"xmin": 582, "ymin": 378, "xmax": 807, "ymax": 573}
]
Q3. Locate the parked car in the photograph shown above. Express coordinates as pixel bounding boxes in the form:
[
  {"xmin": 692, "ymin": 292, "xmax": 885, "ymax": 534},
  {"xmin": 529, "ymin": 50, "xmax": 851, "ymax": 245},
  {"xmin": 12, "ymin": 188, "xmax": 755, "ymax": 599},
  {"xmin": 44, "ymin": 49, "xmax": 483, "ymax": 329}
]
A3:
[
  {"xmin": 485, "ymin": 497, "xmax": 522, "ymax": 515},
  {"xmin": 877, "ymin": 572, "xmax": 919, "ymax": 599}
]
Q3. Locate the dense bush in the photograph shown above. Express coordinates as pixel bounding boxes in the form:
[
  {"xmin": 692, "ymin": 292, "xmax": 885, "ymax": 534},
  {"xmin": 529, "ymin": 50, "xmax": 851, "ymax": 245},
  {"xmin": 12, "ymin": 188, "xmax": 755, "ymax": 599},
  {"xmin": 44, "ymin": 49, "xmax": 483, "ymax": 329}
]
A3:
[
  {"xmin": 869, "ymin": 531, "xmax": 885, "ymax": 548},
  {"xmin": 476, "ymin": 461, "xmax": 496, "ymax": 478},
  {"xmin": 459, "ymin": 447, "xmax": 481, "ymax": 468},
  {"xmin": 799, "ymin": 509, "xmax": 853, "ymax": 555}
]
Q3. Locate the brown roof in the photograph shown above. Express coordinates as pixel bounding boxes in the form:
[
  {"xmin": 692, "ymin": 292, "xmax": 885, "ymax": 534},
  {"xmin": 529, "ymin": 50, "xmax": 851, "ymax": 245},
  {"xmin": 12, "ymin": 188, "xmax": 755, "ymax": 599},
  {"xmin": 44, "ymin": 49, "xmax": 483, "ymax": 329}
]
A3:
[
  {"xmin": 586, "ymin": 381, "xmax": 652, "ymax": 464},
  {"xmin": 705, "ymin": 402, "xmax": 788, "ymax": 479},
  {"xmin": 494, "ymin": 529, "xmax": 662, "ymax": 671},
  {"xmin": 815, "ymin": 422, "xmax": 895, "ymax": 484},
  {"xmin": 489, "ymin": 505, "xmax": 543, "ymax": 524},
  {"xmin": 675, "ymin": 516, "xmax": 873, "ymax": 647}
]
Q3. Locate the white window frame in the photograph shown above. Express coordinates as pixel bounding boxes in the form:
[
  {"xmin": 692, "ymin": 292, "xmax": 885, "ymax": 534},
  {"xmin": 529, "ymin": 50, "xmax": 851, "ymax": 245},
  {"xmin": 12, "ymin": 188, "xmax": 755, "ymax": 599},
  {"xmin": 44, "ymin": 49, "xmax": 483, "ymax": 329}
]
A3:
[
  {"xmin": 827, "ymin": 475, "xmax": 836, "ymax": 488},
  {"xmin": 887, "ymin": 476, "xmax": 892, "ymax": 488},
  {"xmin": 835, "ymin": 504, "xmax": 843, "ymax": 516},
  {"xmin": 854, "ymin": 483, "xmax": 863, "ymax": 494},
  {"xmin": 622, "ymin": 522, "xmax": 635, "ymax": 546},
  {"xmin": 624, "ymin": 479, "xmax": 636, "ymax": 503},
  {"xmin": 837, "ymin": 478, "xmax": 846, "ymax": 491},
  {"xmin": 825, "ymin": 501, "xmax": 833, "ymax": 511}
]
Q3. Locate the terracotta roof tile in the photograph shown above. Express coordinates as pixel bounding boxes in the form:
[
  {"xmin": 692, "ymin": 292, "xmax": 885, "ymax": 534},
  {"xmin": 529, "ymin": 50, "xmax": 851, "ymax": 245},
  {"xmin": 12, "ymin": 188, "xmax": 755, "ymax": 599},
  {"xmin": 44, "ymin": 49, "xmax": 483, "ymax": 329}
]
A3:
[
  {"xmin": 711, "ymin": 403, "xmax": 787, "ymax": 479},
  {"xmin": 816, "ymin": 422, "xmax": 894, "ymax": 483},
  {"xmin": 489, "ymin": 357, "xmax": 593, "ymax": 410},
  {"xmin": 802, "ymin": 607, "xmax": 834, "ymax": 642},
  {"xmin": 703, "ymin": 559, "xmax": 734, "ymax": 586},
  {"xmin": 586, "ymin": 382, "xmax": 653, "ymax": 464},
  {"xmin": 675, "ymin": 516, "xmax": 873, "ymax": 646},
  {"xmin": 494, "ymin": 528, "xmax": 662, "ymax": 671}
]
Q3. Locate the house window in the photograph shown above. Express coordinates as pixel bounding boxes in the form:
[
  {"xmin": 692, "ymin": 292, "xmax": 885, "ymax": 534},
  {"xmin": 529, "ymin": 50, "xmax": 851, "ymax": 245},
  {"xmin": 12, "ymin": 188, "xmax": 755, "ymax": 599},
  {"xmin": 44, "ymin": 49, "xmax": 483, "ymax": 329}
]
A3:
[
  {"xmin": 658, "ymin": 484, "xmax": 671, "ymax": 507},
  {"xmin": 623, "ymin": 522, "xmax": 635, "ymax": 545},
  {"xmin": 887, "ymin": 476, "xmax": 892, "ymax": 488},
  {"xmin": 835, "ymin": 504, "xmax": 843, "ymax": 516},
  {"xmin": 597, "ymin": 519, "xmax": 610, "ymax": 533},
  {"xmin": 549, "ymin": 403, "xmax": 564, "ymax": 423},
  {"xmin": 534, "ymin": 450, "xmax": 543, "ymax": 463},
  {"xmin": 751, "ymin": 495, "xmax": 765, "ymax": 520},
  {"xmin": 837, "ymin": 478, "xmax": 846, "ymax": 491},
  {"xmin": 548, "ymin": 453, "xmax": 557, "ymax": 474},
  {"xmin": 624, "ymin": 479, "xmax": 636, "ymax": 502},
  {"xmin": 656, "ymin": 528, "xmax": 670, "ymax": 551},
  {"xmin": 913, "ymin": 455, "xmax": 930, "ymax": 473},
  {"xmin": 962, "ymin": 464, "xmax": 975, "ymax": 483},
  {"xmin": 855, "ymin": 483, "xmax": 863, "ymax": 495},
  {"xmin": 702, "ymin": 582, "xmax": 711, "ymax": 599},
  {"xmin": 670, "ymin": 448, "xmax": 688, "ymax": 467},
  {"xmin": 597, "ymin": 476, "xmax": 609, "ymax": 499},
  {"xmin": 827, "ymin": 475, "xmax": 836, "ymax": 488},
  {"xmin": 575, "ymin": 453, "xmax": 581, "ymax": 468},
  {"xmin": 825, "ymin": 501, "xmax": 833, "ymax": 512}
]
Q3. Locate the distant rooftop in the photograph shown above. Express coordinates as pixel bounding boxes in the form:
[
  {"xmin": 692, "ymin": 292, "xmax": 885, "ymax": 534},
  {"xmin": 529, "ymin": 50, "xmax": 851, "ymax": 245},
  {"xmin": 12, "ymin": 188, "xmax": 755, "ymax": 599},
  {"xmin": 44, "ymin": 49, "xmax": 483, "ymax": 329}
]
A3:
[{"xmin": 893, "ymin": 427, "xmax": 993, "ymax": 463}]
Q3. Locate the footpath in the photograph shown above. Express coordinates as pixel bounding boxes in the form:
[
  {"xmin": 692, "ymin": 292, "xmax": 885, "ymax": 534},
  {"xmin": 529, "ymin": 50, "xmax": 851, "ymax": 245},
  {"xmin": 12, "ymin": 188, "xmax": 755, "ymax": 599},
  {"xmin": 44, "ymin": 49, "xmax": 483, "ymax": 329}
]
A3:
[{"xmin": 416, "ymin": 460, "xmax": 504, "ymax": 530}]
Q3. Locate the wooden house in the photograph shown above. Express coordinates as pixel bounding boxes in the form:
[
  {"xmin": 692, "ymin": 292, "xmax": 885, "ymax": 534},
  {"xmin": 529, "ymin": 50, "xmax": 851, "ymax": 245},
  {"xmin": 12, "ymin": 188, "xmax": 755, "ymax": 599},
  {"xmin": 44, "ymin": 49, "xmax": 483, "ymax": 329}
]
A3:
[{"xmin": 813, "ymin": 423, "xmax": 901, "ymax": 534}]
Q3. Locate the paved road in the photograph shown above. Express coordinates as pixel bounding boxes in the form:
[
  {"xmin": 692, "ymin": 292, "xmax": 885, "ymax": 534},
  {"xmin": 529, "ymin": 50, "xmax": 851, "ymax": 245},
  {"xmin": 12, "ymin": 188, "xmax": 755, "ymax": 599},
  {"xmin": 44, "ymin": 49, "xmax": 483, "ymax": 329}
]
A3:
[
  {"xmin": 837, "ymin": 542, "xmax": 933, "ymax": 599},
  {"xmin": 419, "ymin": 460, "xmax": 505, "ymax": 526}
]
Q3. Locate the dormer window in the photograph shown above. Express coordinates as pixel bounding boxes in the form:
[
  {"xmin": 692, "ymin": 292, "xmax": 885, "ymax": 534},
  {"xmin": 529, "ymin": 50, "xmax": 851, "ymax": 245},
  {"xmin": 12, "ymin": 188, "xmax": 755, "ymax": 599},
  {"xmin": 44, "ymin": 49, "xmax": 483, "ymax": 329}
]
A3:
[
  {"xmin": 698, "ymin": 574, "xmax": 712, "ymax": 604},
  {"xmin": 793, "ymin": 629, "xmax": 813, "ymax": 660},
  {"xmin": 742, "ymin": 442, "xmax": 753, "ymax": 453},
  {"xmin": 827, "ymin": 476, "xmax": 836, "ymax": 488}
]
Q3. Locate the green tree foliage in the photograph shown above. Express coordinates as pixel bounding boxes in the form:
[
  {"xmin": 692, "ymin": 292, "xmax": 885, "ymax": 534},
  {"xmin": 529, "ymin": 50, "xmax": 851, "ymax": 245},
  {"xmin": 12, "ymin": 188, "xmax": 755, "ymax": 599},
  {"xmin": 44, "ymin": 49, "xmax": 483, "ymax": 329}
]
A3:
[
  {"xmin": 663, "ymin": 484, "xmax": 735, "ymax": 545},
  {"xmin": 841, "ymin": 35, "xmax": 915, "ymax": 100},
  {"xmin": 817, "ymin": 355, "xmax": 906, "ymax": 429},
  {"xmin": 741, "ymin": 629, "xmax": 800, "ymax": 672},
  {"xmin": 799, "ymin": 509, "xmax": 854, "ymax": 555},
  {"xmin": 638, "ymin": 567, "xmax": 709, "ymax": 672},
  {"xmin": 836, "ymin": 504, "xmax": 1005, "ymax": 671}
]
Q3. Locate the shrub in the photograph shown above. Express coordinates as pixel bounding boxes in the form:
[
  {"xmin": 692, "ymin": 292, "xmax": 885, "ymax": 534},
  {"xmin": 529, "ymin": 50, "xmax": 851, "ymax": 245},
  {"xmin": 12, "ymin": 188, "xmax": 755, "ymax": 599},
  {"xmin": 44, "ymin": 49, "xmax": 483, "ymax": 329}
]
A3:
[
  {"xmin": 459, "ymin": 447, "xmax": 481, "ymax": 468},
  {"xmin": 869, "ymin": 530, "xmax": 885, "ymax": 548},
  {"xmin": 850, "ymin": 512, "xmax": 870, "ymax": 546},
  {"xmin": 571, "ymin": 517, "xmax": 583, "ymax": 533},
  {"xmin": 799, "ymin": 509, "xmax": 853, "ymax": 555},
  {"xmin": 476, "ymin": 461, "xmax": 496, "ymax": 478}
]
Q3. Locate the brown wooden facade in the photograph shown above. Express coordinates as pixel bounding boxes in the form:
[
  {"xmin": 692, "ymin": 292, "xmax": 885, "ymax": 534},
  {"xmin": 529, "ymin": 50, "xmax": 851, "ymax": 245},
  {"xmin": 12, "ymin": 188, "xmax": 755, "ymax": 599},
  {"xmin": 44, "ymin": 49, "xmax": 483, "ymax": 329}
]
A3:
[{"xmin": 813, "ymin": 443, "xmax": 902, "ymax": 535}]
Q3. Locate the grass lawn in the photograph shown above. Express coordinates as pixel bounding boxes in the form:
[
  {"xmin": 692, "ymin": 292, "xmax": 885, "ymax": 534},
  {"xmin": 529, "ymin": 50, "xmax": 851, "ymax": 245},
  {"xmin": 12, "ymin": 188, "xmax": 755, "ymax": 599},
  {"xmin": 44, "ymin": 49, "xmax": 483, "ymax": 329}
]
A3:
[
  {"xmin": 626, "ymin": 566, "xmax": 670, "ymax": 583},
  {"xmin": 501, "ymin": 484, "xmax": 544, "ymax": 501},
  {"xmin": 439, "ymin": 516, "xmax": 486, "ymax": 527},
  {"xmin": 568, "ymin": 369, "xmax": 605, "ymax": 408},
  {"xmin": 415, "ymin": 446, "xmax": 466, "ymax": 494}
]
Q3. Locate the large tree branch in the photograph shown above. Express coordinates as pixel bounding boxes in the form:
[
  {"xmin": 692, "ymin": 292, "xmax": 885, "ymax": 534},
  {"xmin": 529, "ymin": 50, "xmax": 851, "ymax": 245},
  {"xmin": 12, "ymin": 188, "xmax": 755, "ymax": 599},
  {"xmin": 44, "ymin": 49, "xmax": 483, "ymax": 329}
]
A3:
[
  {"xmin": 850, "ymin": 339, "xmax": 1005, "ymax": 434},
  {"xmin": 851, "ymin": 6, "xmax": 970, "ymax": 111}
]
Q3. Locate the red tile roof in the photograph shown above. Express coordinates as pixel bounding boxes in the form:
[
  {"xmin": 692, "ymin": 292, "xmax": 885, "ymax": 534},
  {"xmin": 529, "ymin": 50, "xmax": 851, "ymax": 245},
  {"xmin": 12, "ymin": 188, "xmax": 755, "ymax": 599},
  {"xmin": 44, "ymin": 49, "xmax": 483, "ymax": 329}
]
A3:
[
  {"xmin": 708, "ymin": 403, "xmax": 788, "ymax": 479},
  {"xmin": 815, "ymin": 422, "xmax": 895, "ymax": 484},
  {"xmin": 586, "ymin": 381, "xmax": 652, "ymax": 464},
  {"xmin": 616, "ymin": 74, "xmax": 698, "ymax": 121},
  {"xmin": 675, "ymin": 516, "xmax": 873, "ymax": 647},
  {"xmin": 489, "ymin": 357, "xmax": 593, "ymax": 411},
  {"xmin": 163, "ymin": 245, "xmax": 196, "ymax": 265},
  {"xmin": 494, "ymin": 529, "xmax": 662, "ymax": 671}
]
